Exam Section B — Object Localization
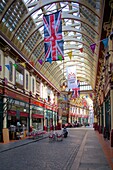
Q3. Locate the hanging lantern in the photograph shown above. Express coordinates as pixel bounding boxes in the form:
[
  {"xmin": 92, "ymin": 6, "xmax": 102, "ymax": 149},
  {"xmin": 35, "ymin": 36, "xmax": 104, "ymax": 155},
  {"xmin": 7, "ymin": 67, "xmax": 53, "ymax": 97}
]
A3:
[{"xmin": 60, "ymin": 79, "xmax": 67, "ymax": 91}]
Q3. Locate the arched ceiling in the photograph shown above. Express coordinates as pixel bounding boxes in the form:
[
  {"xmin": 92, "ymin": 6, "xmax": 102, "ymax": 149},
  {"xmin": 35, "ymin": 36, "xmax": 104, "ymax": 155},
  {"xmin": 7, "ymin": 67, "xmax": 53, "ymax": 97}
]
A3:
[{"xmin": 0, "ymin": 0, "xmax": 105, "ymax": 92}]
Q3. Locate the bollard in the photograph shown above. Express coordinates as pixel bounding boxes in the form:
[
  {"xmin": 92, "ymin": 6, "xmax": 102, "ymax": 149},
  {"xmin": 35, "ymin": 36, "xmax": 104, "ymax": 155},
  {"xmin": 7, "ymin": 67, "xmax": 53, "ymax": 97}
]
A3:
[{"xmin": 111, "ymin": 129, "xmax": 113, "ymax": 147}]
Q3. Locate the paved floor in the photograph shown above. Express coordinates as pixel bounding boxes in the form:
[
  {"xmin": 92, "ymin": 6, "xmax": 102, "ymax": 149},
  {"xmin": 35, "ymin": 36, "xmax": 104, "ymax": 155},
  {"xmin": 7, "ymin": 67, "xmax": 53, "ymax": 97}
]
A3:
[{"xmin": 0, "ymin": 128, "xmax": 112, "ymax": 170}]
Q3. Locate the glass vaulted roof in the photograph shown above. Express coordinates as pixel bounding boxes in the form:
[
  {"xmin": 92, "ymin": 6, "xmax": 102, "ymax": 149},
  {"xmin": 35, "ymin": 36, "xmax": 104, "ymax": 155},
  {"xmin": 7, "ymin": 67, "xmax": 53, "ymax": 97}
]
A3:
[{"xmin": 0, "ymin": 0, "xmax": 104, "ymax": 91}]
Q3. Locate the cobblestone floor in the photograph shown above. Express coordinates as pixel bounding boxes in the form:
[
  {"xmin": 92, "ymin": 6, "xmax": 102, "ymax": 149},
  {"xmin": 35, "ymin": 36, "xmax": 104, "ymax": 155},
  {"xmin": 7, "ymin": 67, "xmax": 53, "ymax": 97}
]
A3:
[
  {"xmin": 0, "ymin": 128, "xmax": 111, "ymax": 170},
  {"xmin": 0, "ymin": 130, "xmax": 85, "ymax": 170}
]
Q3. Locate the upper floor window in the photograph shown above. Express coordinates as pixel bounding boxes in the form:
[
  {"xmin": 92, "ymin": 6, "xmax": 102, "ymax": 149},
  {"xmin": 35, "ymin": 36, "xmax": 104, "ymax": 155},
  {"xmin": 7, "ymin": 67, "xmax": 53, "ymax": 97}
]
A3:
[
  {"xmin": 9, "ymin": 61, "xmax": 13, "ymax": 82},
  {"xmin": 32, "ymin": 78, "xmax": 34, "ymax": 93},
  {"xmin": 0, "ymin": 54, "xmax": 1, "ymax": 75},
  {"xmin": 16, "ymin": 64, "xmax": 24, "ymax": 88},
  {"xmin": 26, "ymin": 73, "xmax": 28, "ymax": 90}
]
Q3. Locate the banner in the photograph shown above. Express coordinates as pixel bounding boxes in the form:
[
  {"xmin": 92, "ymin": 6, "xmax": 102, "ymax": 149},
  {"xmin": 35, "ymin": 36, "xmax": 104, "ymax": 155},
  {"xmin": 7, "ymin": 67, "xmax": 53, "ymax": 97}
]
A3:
[
  {"xmin": 72, "ymin": 80, "xmax": 80, "ymax": 98},
  {"xmin": 43, "ymin": 11, "xmax": 64, "ymax": 62},
  {"xmin": 66, "ymin": 66, "xmax": 77, "ymax": 89}
]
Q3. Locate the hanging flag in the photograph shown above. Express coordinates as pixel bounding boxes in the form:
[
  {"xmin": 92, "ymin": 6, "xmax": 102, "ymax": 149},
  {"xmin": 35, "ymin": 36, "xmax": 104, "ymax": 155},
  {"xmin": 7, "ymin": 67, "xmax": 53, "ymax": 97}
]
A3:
[
  {"xmin": 79, "ymin": 48, "xmax": 83, "ymax": 53},
  {"xmin": 0, "ymin": 66, "xmax": 2, "ymax": 71},
  {"xmin": 66, "ymin": 66, "xmax": 78, "ymax": 89},
  {"xmin": 90, "ymin": 93, "xmax": 93, "ymax": 98},
  {"xmin": 72, "ymin": 80, "xmax": 80, "ymax": 98},
  {"xmin": 58, "ymin": 55, "xmax": 62, "ymax": 61},
  {"xmin": 67, "ymin": 51, "xmax": 72, "ymax": 60},
  {"xmin": 13, "ymin": 64, "xmax": 18, "ymax": 69},
  {"xmin": 102, "ymin": 38, "xmax": 108, "ymax": 48},
  {"xmin": 29, "ymin": 61, "xmax": 34, "ymax": 66},
  {"xmin": 77, "ymin": 80, "xmax": 80, "ymax": 97},
  {"xmin": 48, "ymin": 57, "xmax": 52, "ymax": 64},
  {"xmin": 38, "ymin": 59, "xmax": 43, "ymax": 65},
  {"xmin": 20, "ymin": 62, "xmax": 26, "ymax": 68},
  {"xmin": 72, "ymin": 89, "xmax": 78, "ymax": 99},
  {"xmin": 5, "ymin": 64, "xmax": 10, "ymax": 71},
  {"xmin": 90, "ymin": 43, "xmax": 96, "ymax": 53},
  {"xmin": 43, "ymin": 11, "xmax": 64, "ymax": 62}
]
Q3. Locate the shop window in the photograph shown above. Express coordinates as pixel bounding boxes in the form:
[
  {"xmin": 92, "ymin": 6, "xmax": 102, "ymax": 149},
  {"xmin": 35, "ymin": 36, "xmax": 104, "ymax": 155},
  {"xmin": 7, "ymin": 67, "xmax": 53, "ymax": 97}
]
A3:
[
  {"xmin": 36, "ymin": 81, "xmax": 40, "ymax": 94},
  {"xmin": 20, "ymin": 101, "xmax": 25, "ymax": 106},
  {"xmin": 26, "ymin": 73, "xmax": 28, "ymax": 90},
  {"xmin": 15, "ymin": 64, "xmax": 24, "ymax": 88},
  {"xmin": 15, "ymin": 100, "xmax": 19, "ymax": 105},
  {"xmin": 9, "ymin": 61, "xmax": 13, "ymax": 82},
  {"xmin": 48, "ymin": 96, "xmax": 50, "ymax": 102}
]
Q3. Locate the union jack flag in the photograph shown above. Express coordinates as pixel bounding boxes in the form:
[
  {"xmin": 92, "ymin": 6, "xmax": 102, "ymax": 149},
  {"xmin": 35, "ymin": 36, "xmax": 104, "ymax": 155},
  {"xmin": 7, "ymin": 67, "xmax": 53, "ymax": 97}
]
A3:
[
  {"xmin": 72, "ymin": 80, "xmax": 80, "ymax": 98},
  {"xmin": 43, "ymin": 11, "xmax": 64, "ymax": 62}
]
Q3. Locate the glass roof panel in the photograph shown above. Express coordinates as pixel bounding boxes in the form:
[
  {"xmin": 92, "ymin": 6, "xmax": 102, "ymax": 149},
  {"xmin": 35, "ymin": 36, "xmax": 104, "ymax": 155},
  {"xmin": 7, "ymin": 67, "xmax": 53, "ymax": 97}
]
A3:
[{"xmin": 0, "ymin": 0, "xmax": 103, "ymax": 90}]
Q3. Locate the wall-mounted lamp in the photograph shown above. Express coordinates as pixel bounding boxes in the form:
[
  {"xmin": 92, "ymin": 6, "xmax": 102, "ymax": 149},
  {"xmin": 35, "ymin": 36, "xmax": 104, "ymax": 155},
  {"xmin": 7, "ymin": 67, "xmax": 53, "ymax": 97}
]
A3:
[
  {"xmin": 23, "ymin": 89, "xmax": 25, "ymax": 93},
  {"xmin": 60, "ymin": 80, "xmax": 67, "ymax": 91},
  {"xmin": 23, "ymin": 107, "xmax": 26, "ymax": 112},
  {"xmin": 14, "ymin": 85, "xmax": 17, "ymax": 89}
]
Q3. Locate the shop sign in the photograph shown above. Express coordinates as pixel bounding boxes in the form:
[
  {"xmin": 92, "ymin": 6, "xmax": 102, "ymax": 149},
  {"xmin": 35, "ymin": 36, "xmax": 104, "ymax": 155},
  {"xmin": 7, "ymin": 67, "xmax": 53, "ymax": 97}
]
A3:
[
  {"xmin": 20, "ymin": 112, "xmax": 28, "ymax": 117},
  {"xmin": 32, "ymin": 114, "xmax": 44, "ymax": 118},
  {"xmin": 46, "ymin": 105, "xmax": 52, "ymax": 110},
  {"xmin": 5, "ymin": 89, "xmax": 29, "ymax": 102},
  {"xmin": 8, "ymin": 110, "xmax": 16, "ymax": 116},
  {"xmin": 33, "ymin": 100, "xmax": 43, "ymax": 107}
]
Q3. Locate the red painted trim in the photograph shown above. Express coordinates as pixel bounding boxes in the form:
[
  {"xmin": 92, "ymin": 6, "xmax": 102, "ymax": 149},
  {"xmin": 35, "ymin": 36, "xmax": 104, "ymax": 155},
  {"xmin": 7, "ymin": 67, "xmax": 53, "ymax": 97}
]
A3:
[
  {"xmin": 32, "ymin": 114, "xmax": 44, "ymax": 118},
  {"xmin": 8, "ymin": 110, "xmax": 28, "ymax": 117},
  {"xmin": 8, "ymin": 110, "xmax": 16, "ymax": 116},
  {"xmin": 31, "ymin": 99, "xmax": 44, "ymax": 107},
  {"xmin": 4, "ymin": 89, "xmax": 29, "ymax": 102},
  {"xmin": 20, "ymin": 112, "xmax": 28, "ymax": 117},
  {"xmin": 45, "ymin": 105, "xmax": 52, "ymax": 110}
]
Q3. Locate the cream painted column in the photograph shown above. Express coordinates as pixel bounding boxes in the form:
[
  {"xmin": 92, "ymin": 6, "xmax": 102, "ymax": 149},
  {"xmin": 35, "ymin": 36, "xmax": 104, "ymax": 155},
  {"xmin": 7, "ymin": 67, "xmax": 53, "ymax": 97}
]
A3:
[
  {"xmin": 28, "ymin": 73, "xmax": 32, "ymax": 131},
  {"xmin": 110, "ymin": 90, "xmax": 113, "ymax": 129},
  {"xmin": 29, "ymin": 105, "xmax": 32, "ymax": 127},
  {"xmin": 3, "ymin": 98, "xmax": 7, "ymax": 128}
]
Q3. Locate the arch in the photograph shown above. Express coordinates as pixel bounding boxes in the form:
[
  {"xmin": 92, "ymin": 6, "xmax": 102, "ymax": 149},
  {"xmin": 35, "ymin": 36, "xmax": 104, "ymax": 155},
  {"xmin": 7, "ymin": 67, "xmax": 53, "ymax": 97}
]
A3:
[{"xmin": 10, "ymin": 0, "xmax": 101, "ymax": 40}]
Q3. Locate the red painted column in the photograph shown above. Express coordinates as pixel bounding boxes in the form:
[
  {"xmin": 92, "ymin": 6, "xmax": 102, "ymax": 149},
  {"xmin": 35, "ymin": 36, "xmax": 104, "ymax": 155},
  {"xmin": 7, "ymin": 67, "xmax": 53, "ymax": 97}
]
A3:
[{"xmin": 111, "ymin": 129, "xmax": 113, "ymax": 147}]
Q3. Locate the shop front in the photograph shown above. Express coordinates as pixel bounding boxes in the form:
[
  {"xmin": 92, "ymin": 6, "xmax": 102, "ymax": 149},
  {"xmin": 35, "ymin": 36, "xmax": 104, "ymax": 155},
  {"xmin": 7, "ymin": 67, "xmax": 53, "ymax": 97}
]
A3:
[
  {"xmin": 105, "ymin": 92, "xmax": 111, "ymax": 140},
  {"xmin": 44, "ymin": 109, "xmax": 53, "ymax": 131},
  {"xmin": 31, "ymin": 100, "xmax": 44, "ymax": 130},
  {"xmin": 7, "ymin": 110, "xmax": 29, "ymax": 140},
  {"xmin": 32, "ymin": 106, "xmax": 44, "ymax": 130},
  {"xmin": 52, "ymin": 111, "xmax": 57, "ymax": 130}
]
